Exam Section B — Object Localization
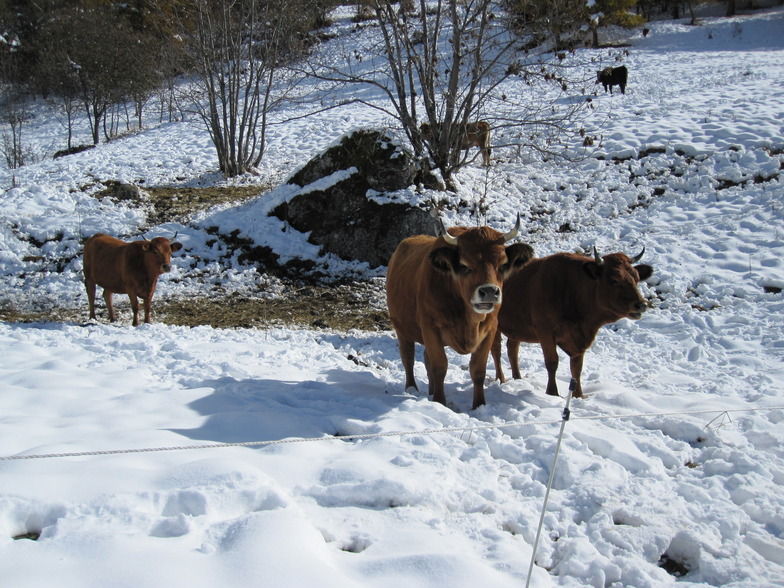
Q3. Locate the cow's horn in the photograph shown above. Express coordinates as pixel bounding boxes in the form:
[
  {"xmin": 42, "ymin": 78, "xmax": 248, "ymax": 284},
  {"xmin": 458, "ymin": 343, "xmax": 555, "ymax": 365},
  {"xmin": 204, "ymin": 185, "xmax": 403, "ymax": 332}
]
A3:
[
  {"xmin": 503, "ymin": 213, "xmax": 521, "ymax": 242},
  {"xmin": 142, "ymin": 232, "xmax": 149, "ymax": 241},
  {"xmin": 593, "ymin": 246, "xmax": 603, "ymax": 265},
  {"xmin": 171, "ymin": 230, "xmax": 179, "ymax": 240},
  {"xmin": 630, "ymin": 246, "xmax": 645, "ymax": 263},
  {"xmin": 436, "ymin": 218, "xmax": 458, "ymax": 246}
]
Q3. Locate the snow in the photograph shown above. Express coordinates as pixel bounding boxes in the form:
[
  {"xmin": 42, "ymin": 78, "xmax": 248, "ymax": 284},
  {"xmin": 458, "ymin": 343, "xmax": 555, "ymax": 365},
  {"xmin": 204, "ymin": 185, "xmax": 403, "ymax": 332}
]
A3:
[{"xmin": 2, "ymin": 5, "xmax": 784, "ymax": 587}]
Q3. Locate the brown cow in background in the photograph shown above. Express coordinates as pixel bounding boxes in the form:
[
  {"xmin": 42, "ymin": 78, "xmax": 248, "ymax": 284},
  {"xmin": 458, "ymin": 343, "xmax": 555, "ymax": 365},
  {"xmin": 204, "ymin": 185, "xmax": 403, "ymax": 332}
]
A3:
[
  {"xmin": 83, "ymin": 233, "xmax": 182, "ymax": 326},
  {"xmin": 386, "ymin": 216, "xmax": 533, "ymax": 409},
  {"xmin": 492, "ymin": 247, "xmax": 652, "ymax": 398},
  {"xmin": 420, "ymin": 121, "xmax": 492, "ymax": 166}
]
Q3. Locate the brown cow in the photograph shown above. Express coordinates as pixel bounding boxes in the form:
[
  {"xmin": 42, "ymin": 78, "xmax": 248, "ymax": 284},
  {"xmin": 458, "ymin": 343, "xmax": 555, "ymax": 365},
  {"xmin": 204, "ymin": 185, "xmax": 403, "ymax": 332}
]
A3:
[
  {"xmin": 386, "ymin": 216, "xmax": 533, "ymax": 409},
  {"xmin": 492, "ymin": 247, "xmax": 652, "ymax": 398},
  {"xmin": 83, "ymin": 233, "xmax": 182, "ymax": 326},
  {"xmin": 420, "ymin": 121, "xmax": 492, "ymax": 166}
]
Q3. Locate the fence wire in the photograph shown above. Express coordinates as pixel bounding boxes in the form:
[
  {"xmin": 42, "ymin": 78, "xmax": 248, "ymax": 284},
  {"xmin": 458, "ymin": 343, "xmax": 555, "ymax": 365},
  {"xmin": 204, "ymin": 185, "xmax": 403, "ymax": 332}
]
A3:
[{"xmin": 2, "ymin": 404, "xmax": 781, "ymax": 462}]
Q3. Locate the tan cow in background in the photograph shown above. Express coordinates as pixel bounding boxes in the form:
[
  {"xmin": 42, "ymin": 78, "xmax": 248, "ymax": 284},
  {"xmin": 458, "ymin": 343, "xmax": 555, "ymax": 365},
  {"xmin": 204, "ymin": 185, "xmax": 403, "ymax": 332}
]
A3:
[
  {"xmin": 420, "ymin": 121, "xmax": 492, "ymax": 166},
  {"xmin": 83, "ymin": 233, "xmax": 182, "ymax": 326}
]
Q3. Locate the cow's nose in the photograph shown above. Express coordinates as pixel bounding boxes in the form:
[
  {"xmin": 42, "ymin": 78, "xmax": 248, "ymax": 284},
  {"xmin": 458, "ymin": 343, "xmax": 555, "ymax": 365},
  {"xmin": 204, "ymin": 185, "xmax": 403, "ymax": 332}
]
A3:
[
  {"xmin": 477, "ymin": 284, "xmax": 501, "ymax": 303},
  {"xmin": 161, "ymin": 263, "xmax": 171, "ymax": 272}
]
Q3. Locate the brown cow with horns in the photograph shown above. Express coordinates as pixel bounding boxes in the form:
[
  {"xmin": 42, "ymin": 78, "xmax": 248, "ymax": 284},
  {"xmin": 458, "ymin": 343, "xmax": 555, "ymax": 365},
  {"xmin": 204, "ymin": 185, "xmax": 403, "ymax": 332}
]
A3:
[
  {"xmin": 83, "ymin": 233, "xmax": 182, "ymax": 326},
  {"xmin": 492, "ymin": 247, "xmax": 653, "ymax": 398},
  {"xmin": 386, "ymin": 215, "xmax": 534, "ymax": 409}
]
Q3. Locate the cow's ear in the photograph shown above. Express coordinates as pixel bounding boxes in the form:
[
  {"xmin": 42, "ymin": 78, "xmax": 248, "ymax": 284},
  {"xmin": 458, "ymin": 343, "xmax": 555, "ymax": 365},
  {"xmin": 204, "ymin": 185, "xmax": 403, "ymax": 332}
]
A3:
[
  {"xmin": 503, "ymin": 243, "xmax": 534, "ymax": 275},
  {"xmin": 429, "ymin": 247, "xmax": 458, "ymax": 273},
  {"xmin": 582, "ymin": 261, "xmax": 602, "ymax": 280},
  {"xmin": 635, "ymin": 264, "xmax": 653, "ymax": 281},
  {"xmin": 170, "ymin": 242, "xmax": 183, "ymax": 252}
]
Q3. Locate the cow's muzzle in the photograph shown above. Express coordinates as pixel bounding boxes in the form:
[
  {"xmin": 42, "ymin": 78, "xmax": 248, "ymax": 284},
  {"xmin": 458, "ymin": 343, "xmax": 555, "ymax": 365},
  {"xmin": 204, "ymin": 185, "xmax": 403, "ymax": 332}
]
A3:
[
  {"xmin": 628, "ymin": 301, "xmax": 647, "ymax": 320},
  {"xmin": 472, "ymin": 284, "xmax": 502, "ymax": 314},
  {"xmin": 161, "ymin": 263, "xmax": 172, "ymax": 273}
]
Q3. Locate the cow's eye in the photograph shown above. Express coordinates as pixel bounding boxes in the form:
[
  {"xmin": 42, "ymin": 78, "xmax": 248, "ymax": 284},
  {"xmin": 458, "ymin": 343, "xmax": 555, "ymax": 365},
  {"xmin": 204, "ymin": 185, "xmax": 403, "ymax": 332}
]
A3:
[{"xmin": 459, "ymin": 263, "xmax": 472, "ymax": 275}]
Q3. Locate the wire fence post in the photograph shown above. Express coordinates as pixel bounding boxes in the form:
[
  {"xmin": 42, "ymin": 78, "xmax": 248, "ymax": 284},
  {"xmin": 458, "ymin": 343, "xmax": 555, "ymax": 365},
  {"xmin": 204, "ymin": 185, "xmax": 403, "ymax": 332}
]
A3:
[{"xmin": 525, "ymin": 377, "xmax": 576, "ymax": 588}]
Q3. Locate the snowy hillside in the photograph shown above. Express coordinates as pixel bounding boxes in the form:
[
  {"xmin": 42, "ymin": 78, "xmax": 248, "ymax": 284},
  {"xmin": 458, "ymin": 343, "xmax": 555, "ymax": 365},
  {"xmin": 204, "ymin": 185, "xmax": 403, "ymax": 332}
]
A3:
[{"xmin": 1, "ymin": 6, "xmax": 783, "ymax": 588}]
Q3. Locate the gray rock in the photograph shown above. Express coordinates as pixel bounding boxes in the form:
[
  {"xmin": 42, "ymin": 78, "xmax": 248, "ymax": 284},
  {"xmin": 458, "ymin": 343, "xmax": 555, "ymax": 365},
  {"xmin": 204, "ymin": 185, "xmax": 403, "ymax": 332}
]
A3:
[{"xmin": 273, "ymin": 130, "xmax": 438, "ymax": 267}]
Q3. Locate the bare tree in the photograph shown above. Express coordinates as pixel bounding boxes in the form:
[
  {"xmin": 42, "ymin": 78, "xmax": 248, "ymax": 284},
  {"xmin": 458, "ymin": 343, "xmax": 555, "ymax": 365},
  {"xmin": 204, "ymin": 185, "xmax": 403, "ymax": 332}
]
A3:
[
  {"xmin": 0, "ymin": 84, "xmax": 31, "ymax": 169},
  {"xmin": 308, "ymin": 0, "xmax": 593, "ymax": 185},
  {"xmin": 185, "ymin": 0, "xmax": 312, "ymax": 177}
]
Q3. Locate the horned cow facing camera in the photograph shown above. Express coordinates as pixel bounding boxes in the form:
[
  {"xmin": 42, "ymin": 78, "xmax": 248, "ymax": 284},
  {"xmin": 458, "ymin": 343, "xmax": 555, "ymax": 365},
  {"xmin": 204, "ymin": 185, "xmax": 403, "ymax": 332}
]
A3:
[
  {"xmin": 386, "ymin": 216, "xmax": 533, "ymax": 409},
  {"xmin": 83, "ymin": 233, "xmax": 182, "ymax": 326}
]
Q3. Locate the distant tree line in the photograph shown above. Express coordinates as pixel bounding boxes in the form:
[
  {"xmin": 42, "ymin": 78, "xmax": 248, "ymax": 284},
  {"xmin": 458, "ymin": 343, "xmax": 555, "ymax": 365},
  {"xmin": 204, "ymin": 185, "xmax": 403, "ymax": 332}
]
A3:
[
  {"xmin": 1, "ymin": 1, "xmax": 187, "ymax": 149},
  {"xmin": 0, "ymin": 0, "xmax": 330, "ymax": 173},
  {"xmin": 0, "ymin": 0, "xmax": 743, "ymax": 179}
]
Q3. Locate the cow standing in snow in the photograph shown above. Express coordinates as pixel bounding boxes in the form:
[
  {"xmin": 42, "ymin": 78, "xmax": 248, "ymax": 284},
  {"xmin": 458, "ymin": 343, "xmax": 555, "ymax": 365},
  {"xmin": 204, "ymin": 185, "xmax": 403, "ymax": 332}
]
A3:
[
  {"xmin": 596, "ymin": 66, "xmax": 628, "ymax": 95},
  {"xmin": 83, "ymin": 233, "xmax": 182, "ymax": 326}
]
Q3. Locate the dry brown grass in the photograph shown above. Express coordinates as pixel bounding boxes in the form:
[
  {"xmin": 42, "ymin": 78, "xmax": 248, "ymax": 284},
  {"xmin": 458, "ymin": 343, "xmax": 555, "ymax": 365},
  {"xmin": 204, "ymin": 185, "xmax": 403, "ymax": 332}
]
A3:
[{"xmin": 1, "ymin": 283, "xmax": 390, "ymax": 332}]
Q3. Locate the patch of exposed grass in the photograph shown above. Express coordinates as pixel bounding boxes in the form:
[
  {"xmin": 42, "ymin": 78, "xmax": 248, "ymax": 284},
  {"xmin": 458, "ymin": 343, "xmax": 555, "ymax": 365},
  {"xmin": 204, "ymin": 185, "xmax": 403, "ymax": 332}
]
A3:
[
  {"xmin": 158, "ymin": 284, "xmax": 389, "ymax": 331},
  {"xmin": 143, "ymin": 185, "xmax": 266, "ymax": 225},
  {"xmin": 13, "ymin": 531, "xmax": 40, "ymax": 541},
  {"xmin": 1, "ymin": 282, "xmax": 390, "ymax": 332}
]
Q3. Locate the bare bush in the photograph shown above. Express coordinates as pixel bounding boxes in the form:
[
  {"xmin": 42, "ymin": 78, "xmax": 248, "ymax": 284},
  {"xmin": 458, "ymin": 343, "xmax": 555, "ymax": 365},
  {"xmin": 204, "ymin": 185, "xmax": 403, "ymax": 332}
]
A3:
[{"xmin": 183, "ymin": 0, "xmax": 320, "ymax": 177}]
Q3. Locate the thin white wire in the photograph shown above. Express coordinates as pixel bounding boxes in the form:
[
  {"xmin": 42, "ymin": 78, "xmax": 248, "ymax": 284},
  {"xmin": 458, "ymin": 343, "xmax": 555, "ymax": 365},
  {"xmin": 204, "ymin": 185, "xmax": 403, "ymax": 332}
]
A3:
[
  {"xmin": 1, "ymin": 404, "xmax": 780, "ymax": 462},
  {"xmin": 526, "ymin": 378, "xmax": 575, "ymax": 588}
]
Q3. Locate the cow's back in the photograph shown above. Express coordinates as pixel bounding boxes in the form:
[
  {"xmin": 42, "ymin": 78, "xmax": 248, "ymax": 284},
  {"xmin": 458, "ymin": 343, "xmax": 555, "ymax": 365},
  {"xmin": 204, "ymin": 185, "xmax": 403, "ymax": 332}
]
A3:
[
  {"xmin": 83, "ymin": 233, "xmax": 131, "ymax": 293},
  {"xmin": 386, "ymin": 234, "xmax": 435, "ymax": 343}
]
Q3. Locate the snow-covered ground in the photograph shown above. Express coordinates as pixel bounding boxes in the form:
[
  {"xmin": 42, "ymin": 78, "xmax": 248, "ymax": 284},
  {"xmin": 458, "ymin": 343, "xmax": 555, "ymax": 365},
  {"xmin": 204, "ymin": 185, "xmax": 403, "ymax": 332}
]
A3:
[{"xmin": 1, "ymin": 6, "xmax": 783, "ymax": 587}]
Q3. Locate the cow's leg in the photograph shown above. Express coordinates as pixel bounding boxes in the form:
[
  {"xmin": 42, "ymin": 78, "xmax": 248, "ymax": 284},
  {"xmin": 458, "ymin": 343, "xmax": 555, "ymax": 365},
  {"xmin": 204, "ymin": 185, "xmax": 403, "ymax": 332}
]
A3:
[
  {"xmin": 103, "ymin": 290, "xmax": 116, "ymax": 323},
  {"xmin": 85, "ymin": 278, "xmax": 97, "ymax": 320},
  {"xmin": 568, "ymin": 353, "xmax": 585, "ymax": 398},
  {"xmin": 142, "ymin": 296, "xmax": 152, "ymax": 324},
  {"xmin": 128, "ymin": 293, "xmax": 140, "ymax": 327},
  {"xmin": 507, "ymin": 339, "xmax": 523, "ymax": 379},
  {"xmin": 491, "ymin": 329, "xmax": 505, "ymax": 384},
  {"xmin": 423, "ymin": 348, "xmax": 434, "ymax": 396},
  {"xmin": 469, "ymin": 331, "xmax": 495, "ymax": 409},
  {"xmin": 423, "ymin": 341, "xmax": 448, "ymax": 406},
  {"xmin": 540, "ymin": 339, "xmax": 560, "ymax": 396},
  {"xmin": 398, "ymin": 338, "xmax": 418, "ymax": 392},
  {"xmin": 481, "ymin": 146, "xmax": 491, "ymax": 166},
  {"xmin": 144, "ymin": 284, "xmax": 158, "ymax": 324}
]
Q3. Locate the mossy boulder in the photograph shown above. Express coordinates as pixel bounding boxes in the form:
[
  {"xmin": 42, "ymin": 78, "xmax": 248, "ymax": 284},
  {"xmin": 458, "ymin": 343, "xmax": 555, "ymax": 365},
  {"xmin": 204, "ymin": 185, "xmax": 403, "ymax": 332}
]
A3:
[{"xmin": 272, "ymin": 130, "xmax": 437, "ymax": 268}]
